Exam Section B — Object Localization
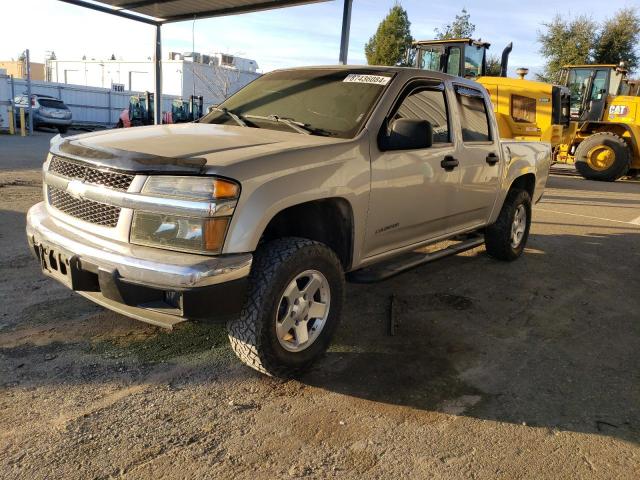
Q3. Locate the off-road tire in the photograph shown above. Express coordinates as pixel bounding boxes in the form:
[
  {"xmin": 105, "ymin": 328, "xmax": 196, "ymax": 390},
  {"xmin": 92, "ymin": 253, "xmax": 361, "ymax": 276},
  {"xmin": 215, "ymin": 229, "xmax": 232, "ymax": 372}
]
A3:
[
  {"xmin": 574, "ymin": 132, "xmax": 630, "ymax": 181},
  {"xmin": 484, "ymin": 189, "xmax": 532, "ymax": 261},
  {"xmin": 227, "ymin": 237, "xmax": 344, "ymax": 377}
]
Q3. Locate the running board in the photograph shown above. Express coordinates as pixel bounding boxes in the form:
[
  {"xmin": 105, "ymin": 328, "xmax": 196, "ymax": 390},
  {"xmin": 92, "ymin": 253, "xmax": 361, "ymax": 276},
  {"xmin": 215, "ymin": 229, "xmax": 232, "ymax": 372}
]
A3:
[{"xmin": 347, "ymin": 235, "xmax": 485, "ymax": 284}]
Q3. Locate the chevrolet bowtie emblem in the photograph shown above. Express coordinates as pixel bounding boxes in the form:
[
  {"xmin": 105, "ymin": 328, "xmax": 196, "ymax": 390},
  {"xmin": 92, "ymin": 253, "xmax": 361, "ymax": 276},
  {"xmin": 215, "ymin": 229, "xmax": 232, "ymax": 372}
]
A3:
[{"xmin": 66, "ymin": 180, "xmax": 87, "ymax": 200}]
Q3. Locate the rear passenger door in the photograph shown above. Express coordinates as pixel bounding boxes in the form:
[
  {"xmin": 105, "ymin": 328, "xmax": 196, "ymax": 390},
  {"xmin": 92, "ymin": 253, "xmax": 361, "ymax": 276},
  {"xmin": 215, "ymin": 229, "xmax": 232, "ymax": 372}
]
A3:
[{"xmin": 449, "ymin": 85, "xmax": 501, "ymax": 229}]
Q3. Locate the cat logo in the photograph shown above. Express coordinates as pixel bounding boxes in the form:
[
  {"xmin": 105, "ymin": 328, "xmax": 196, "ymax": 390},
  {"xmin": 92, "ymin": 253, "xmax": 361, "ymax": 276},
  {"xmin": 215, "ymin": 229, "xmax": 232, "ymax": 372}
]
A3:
[{"xmin": 608, "ymin": 105, "xmax": 629, "ymax": 118}]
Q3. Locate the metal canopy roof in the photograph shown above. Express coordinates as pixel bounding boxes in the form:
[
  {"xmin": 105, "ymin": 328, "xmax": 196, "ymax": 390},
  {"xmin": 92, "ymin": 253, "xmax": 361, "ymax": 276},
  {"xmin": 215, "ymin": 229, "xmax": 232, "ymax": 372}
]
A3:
[
  {"xmin": 57, "ymin": 0, "xmax": 353, "ymax": 124},
  {"xmin": 59, "ymin": 0, "xmax": 330, "ymax": 24}
]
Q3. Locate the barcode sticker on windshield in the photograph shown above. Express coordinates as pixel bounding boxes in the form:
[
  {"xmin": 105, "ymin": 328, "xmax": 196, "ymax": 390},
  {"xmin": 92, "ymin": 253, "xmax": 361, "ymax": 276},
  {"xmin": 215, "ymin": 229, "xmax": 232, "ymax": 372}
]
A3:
[{"xmin": 343, "ymin": 74, "xmax": 391, "ymax": 85}]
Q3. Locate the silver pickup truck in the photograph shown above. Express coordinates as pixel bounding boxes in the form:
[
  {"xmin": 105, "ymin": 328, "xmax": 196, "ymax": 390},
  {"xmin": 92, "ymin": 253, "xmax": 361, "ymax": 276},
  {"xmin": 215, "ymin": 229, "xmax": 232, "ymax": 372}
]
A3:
[{"xmin": 26, "ymin": 66, "xmax": 550, "ymax": 376}]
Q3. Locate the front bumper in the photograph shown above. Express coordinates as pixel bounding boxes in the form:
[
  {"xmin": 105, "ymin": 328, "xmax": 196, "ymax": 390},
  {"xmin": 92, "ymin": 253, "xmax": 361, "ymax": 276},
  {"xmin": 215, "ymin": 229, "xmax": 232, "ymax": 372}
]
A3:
[{"xmin": 26, "ymin": 202, "xmax": 252, "ymax": 328}]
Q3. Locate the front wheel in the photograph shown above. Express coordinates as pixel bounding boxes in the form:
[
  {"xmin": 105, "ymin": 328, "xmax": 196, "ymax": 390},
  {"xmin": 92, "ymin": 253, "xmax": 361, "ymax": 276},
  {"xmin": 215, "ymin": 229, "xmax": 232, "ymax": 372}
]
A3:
[
  {"xmin": 227, "ymin": 237, "xmax": 344, "ymax": 377},
  {"xmin": 574, "ymin": 132, "xmax": 630, "ymax": 181},
  {"xmin": 484, "ymin": 189, "xmax": 532, "ymax": 261}
]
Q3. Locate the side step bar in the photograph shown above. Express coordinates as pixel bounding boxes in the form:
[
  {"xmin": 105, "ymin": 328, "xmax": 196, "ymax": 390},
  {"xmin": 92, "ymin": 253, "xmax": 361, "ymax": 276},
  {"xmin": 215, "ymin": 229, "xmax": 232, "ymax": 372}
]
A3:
[{"xmin": 347, "ymin": 235, "xmax": 485, "ymax": 284}]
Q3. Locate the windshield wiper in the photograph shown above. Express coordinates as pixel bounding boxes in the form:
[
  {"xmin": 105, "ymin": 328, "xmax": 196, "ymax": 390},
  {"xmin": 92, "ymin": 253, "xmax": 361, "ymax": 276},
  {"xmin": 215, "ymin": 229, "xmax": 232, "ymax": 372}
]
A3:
[
  {"xmin": 211, "ymin": 107, "xmax": 247, "ymax": 127},
  {"xmin": 244, "ymin": 114, "xmax": 312, "ymax": 135}
]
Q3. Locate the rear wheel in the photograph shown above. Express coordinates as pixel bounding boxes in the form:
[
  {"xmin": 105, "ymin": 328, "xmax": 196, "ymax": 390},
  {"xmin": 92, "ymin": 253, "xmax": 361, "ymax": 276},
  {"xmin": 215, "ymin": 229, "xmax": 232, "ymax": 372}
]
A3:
[
  {"xmin": 484, "ymin": 189, "xmax": 532, "ymax": 261},
  {"xmin": 574, "ymin": 132, "xmax": 630, "ymax": 181},
  {"xmin": 227, "ymin": 237, "xmax": 344, "ymax": 377}
]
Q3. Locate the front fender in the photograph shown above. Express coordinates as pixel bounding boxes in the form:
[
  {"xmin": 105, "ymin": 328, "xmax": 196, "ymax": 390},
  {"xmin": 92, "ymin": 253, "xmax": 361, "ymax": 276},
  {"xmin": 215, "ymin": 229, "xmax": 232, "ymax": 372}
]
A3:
[{"xmin": 222, "ymin": 134, "xmax": 372, "ymax": 262}]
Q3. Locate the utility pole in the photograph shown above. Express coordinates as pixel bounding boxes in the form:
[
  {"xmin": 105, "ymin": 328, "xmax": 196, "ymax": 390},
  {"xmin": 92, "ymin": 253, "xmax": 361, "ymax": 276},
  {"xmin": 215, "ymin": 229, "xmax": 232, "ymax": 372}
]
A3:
[{"xmin": 25, "ymin": 49, "xmax": 33, "ymax": 135}]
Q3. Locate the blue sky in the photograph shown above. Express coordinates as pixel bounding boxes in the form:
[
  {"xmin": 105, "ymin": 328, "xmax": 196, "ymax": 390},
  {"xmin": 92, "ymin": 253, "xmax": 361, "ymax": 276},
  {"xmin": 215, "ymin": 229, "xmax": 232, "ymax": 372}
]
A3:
[{"xmin": 1, "ymin": 0, "xmax": 638, "ymax": 75}]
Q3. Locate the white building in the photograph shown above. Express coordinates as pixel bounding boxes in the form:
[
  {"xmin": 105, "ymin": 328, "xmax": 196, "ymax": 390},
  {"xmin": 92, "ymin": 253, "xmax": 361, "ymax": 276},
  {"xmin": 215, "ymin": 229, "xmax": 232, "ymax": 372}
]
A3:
[{"xmin": 46, "ymin": 52, "xmax": 260, "ymax": 107}]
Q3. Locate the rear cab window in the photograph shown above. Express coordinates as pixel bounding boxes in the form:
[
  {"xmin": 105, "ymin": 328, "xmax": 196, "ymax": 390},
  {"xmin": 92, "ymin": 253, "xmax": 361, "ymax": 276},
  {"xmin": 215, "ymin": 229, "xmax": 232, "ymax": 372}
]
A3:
[
  {"xmin": 454, "ymin": 86, "xmax": 492, "ymax": 142},
  {"xmin": 38, "ymin": 98, "xmax": 67, "ymax": 109}
]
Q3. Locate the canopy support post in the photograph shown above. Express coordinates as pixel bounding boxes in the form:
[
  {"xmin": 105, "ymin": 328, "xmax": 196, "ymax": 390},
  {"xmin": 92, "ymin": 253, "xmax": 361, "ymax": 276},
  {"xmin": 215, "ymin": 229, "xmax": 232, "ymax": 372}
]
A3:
[
  {"xmin": 154, "ymin": 23, "xmax": 162, "ymax": 125},
  {"xmin": 339, "ymin": 0, "xmax": 353, "ymax": 65}
]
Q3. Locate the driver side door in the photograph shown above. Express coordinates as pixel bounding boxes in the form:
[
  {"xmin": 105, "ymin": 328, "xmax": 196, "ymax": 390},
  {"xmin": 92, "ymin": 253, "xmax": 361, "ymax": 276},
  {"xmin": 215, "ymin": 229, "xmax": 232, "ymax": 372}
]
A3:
[{"xmin": 364, "ymin": 80, "xmax": 460, "ymax": 258}]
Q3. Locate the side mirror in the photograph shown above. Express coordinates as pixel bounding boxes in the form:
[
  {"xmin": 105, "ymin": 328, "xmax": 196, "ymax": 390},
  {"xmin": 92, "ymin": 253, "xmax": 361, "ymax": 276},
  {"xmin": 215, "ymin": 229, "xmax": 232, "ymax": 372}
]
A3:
[{"xmin": 379, "ymin": 118, "xmax": 433, "ymax": 151}]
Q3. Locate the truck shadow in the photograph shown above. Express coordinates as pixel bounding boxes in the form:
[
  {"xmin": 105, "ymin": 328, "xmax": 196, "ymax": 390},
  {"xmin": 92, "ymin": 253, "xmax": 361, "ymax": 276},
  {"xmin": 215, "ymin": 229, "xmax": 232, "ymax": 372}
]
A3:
[{"xmin": 301, "ymin": 229, "xmax": 640, "ymax": 445}]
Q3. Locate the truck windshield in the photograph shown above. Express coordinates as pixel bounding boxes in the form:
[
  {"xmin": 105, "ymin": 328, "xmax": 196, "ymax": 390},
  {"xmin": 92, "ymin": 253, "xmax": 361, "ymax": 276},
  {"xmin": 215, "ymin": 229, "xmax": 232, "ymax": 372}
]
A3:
[{"xmin": 200, "ymin": 69, "xmax": 394, "ymax": 138}]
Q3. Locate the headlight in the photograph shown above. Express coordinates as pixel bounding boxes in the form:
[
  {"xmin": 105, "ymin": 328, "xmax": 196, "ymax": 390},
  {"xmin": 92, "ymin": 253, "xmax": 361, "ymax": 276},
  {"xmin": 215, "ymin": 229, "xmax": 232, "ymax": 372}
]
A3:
[
  {"xmin": 131, "ymin": 176, "xmax": 239, "ymax": 254},
  {"xmin": 141, "ymin": 176, "xmax": 239, "ymax": 200},
  {"xmin": 131, "ymin": 212, "xmax": 230, "ymax": 254}
]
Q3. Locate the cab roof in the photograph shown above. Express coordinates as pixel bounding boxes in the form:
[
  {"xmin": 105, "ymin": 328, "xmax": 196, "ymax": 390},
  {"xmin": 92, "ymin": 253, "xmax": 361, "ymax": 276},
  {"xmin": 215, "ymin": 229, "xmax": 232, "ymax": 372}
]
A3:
[
  {"xmin": 412, "ymin": 38, "xmax": 491, "ymax": 48},
  {"xmin": 563, "ymin": 64, "xmax": 618, "ymax": 68},
  {"xmin": 271, "ymin": 65, "xmax": 481, "ymax": 88}
]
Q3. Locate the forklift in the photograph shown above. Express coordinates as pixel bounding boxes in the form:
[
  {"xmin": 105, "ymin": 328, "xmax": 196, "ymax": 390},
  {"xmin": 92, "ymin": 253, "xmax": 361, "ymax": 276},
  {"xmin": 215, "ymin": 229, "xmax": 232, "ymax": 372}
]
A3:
[
  {"xmin": 116, "ymin": 92, "xmax": 154, "ymax": 128},
  {"xmin": 116, "ymin": 93, "xmax": 204, "ymax": 128},
  {"xmin": 171, "ymin": 95, "xmax": 204, "ymax": 123}
]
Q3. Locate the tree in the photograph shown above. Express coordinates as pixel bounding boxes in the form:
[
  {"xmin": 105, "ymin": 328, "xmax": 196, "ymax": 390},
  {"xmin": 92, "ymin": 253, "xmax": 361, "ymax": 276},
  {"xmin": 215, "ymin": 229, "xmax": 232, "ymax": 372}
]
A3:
[
  {"xmin": 537, "ymin": 14, "xmax": 597, "ymax": 82},
  {"xmin": 365, "ymin": 4, "xmax": 413, "ymax": 66},
  {"xmin": 485, "ymin": 54, "xmax": 502, "ymax": 76},
  {"xmin": 594, "ymin": 7, "xmax": 640, "ymax": 72},
  {"xmin": 435, "ymin": 8, "xmax": 475, "ymax": 40}
]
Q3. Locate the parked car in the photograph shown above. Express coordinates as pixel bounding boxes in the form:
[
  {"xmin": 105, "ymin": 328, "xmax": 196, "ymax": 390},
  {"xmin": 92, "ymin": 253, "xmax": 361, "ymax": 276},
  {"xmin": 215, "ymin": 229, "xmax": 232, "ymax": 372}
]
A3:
[
  {"xmin": 14, "ymin": 94, "xmax": 72, "ymax": 133},
  {"xmin": 26, "ymin": 66, "xmax": 551, "ymax": 377}
]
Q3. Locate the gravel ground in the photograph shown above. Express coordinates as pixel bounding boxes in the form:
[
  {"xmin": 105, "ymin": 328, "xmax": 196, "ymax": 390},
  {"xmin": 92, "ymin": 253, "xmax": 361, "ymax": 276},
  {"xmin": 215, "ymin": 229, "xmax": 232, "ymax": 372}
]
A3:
[{"xmin": 0, "ymin": 132, "xmax": 639, "ymax": 479}]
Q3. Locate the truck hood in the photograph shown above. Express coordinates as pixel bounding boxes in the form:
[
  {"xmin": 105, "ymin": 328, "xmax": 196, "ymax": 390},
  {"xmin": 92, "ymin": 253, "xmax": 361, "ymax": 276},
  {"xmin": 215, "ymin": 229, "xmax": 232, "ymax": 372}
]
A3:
[{"xmin": 54, "ymin": 123, "xmax": 345, "ymax": 173}]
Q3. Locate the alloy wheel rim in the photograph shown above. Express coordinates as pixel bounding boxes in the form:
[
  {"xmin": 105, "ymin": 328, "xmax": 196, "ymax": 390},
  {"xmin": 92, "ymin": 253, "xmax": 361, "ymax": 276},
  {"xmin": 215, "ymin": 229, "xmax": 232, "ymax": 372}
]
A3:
[
  {"xmin": 275, "ymin": 269, "xmax": 330, "ymax": 352},
  {"xmin": 511, "ymin": 204, "xmax": 527, "ymax": 248}
]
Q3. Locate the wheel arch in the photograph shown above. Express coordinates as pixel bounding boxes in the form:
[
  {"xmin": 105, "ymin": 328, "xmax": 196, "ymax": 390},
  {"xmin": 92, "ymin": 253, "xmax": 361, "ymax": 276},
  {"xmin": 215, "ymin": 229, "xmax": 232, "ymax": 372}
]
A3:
[
  {"xmin": 257, "ymin": 197, "xmax": 355, "ymax": 270},
  {"xmin": 577, "ymin": 122, "xmax": 639, "ymax": 167},
  {"xmin": 508, "ymin": 173, "xmax": 536, "ymax": 198}
]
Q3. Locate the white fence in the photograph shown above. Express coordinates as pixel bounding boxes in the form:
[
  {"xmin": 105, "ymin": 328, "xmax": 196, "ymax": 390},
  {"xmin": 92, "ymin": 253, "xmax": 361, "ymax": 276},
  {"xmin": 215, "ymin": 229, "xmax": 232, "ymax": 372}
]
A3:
[{"xmin": 0, "ymin": 74, "xmax": 179, "ymax": 130}]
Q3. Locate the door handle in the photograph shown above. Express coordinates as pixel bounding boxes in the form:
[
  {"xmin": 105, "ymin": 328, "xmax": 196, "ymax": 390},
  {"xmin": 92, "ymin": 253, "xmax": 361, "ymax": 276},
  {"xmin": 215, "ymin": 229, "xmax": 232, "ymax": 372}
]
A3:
[
  {"xmin": 486, "ymin": 152, "xmax": 499, "ymax": 165},
  {"xmin": 440, "ymin": 156, "xmax": 459, "ymax": 171}
]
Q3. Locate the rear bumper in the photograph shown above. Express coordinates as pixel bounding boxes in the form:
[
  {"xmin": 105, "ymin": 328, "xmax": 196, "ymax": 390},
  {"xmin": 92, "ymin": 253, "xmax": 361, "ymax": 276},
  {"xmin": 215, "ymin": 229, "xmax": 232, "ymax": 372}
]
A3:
[
  {"xmin": 26, "ymin": 202, "xmax": 251, "ymax": 328},
  {"xmin": 33, "ymin": 114, "xmax": 72, "ymax": 127}
]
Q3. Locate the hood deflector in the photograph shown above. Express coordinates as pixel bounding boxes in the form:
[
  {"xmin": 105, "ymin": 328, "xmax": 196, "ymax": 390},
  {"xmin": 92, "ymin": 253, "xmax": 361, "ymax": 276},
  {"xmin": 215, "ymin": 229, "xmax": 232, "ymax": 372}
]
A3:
[{"xmin": 51, "ymin": 138, "xmax": 207, "ymax": 174}]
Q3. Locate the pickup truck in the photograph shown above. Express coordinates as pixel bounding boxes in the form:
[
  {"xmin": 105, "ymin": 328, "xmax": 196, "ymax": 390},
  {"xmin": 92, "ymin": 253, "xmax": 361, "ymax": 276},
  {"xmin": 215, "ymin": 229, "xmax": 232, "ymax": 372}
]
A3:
[{"xmin": 26, "ymin": 66, "xmax": 551, "ymax": 377}]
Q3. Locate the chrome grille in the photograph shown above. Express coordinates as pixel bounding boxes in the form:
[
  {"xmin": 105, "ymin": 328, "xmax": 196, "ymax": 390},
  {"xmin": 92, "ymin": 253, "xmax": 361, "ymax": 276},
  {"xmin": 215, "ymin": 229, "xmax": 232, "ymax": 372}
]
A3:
[
  {"xmin": 49, "ymin": 156, "xmax": 134, "ymax": 191},
  {"xmin": 48, "ymin": 186, "xmax": 121, "ymax": 227}
]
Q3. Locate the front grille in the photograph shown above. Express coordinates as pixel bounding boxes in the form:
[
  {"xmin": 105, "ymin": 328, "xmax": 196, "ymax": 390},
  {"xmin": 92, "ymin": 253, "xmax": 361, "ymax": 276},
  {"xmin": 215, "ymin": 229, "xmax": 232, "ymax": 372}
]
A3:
[
  {"xmin": 49, "ymin": 156, "xmax": 134, "ymax": 191},
  {"xmin": 48, "ymin": 186, "xmax": 121, "ymax": 227}
]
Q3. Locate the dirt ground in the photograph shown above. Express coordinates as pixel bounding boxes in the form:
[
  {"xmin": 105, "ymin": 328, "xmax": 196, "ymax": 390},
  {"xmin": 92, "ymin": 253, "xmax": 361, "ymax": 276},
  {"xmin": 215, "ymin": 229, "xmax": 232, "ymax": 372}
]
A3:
[{"xmin": 1, "ymin": 132, "xmax": 639, "ymax": 479}]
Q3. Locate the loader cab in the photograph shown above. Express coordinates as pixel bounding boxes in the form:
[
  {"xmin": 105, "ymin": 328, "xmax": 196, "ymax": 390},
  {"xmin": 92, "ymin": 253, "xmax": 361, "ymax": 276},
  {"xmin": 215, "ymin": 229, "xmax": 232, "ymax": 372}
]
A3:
[
  {"xmin": 560, "ymin": 64, "xmax": 628, "ymax": 121},
  {"xmin": 411, "ymin": 39, "xmax": 489, "ymax": 78}
]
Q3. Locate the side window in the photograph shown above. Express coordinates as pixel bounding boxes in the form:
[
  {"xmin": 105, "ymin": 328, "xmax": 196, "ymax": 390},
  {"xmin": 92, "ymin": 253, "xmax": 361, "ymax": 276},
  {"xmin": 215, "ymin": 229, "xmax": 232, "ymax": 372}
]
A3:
[
  {"xmin": 446, "ymin": 47, "xmax": 461, "ymax": 77},
  {"xmin": 455, "ymin": 86, "xmax": 491, "ymax": 142},
  {"xmin": 393, "ymin": 86, "xmax": 450, "ymax": 143},
  {"xmin": 591, "ymin": 70, "xmax": 608, "ymax": 100},
  {"xmin": 511, "ymin": 94, "xmax": 537, "ymax": 123}
]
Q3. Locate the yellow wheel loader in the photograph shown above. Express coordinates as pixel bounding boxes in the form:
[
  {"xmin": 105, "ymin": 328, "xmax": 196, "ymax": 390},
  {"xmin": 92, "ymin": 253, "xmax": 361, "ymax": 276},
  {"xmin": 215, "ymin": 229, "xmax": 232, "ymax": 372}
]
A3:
[
  {"xmin": 409, "ymin": 39, "xmax": 570, "ymax": 148},
  {"xmin": 555, "ymin": 64, "xmax": 640, "ymax": 181}
]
